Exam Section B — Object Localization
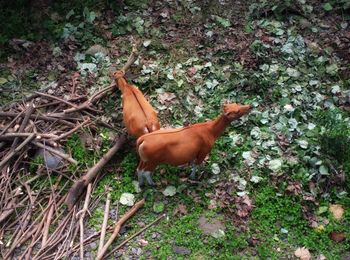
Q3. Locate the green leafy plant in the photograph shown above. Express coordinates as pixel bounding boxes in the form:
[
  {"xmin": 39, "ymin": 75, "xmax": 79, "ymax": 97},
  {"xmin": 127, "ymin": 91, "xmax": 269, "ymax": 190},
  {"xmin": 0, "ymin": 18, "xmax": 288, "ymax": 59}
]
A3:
[{"xmin": 318, "ymin": 108, "xmax": 350, "ymax": 189}]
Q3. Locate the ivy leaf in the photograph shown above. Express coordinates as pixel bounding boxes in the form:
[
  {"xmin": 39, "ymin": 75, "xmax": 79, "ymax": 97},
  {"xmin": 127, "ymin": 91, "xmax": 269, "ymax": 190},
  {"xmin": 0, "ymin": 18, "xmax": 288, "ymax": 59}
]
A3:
[
  {"xmin": 213, "ymin": 15, "xmax": 231, "ymax": 28},
  {"xmin": 0, "ymin": 77, "xmax": 8, "ymax": 85},
  {"xmin": 319, "ymin": 165, "xmax": 329, "ymax": 175},
  {"xmin": 211, "ymin": 163, "xmax": 220, "ymax": 175},
  {"xmin": 119, "ymin": 193, "xmax": 135, "ymax": 206},
  {"xmin": 326, "ymin": 64, "xmax": 338, "ymax": 75},
  {"xmin": 323, "ymin": 3, "xmax": 333, "ymax": 11},
  {"xmin": 268, "ymin": 159, "xmax": 283, "ymax": 172},
  {"xmin": 163, "ymin": 186, "xmax": 176, "ymax": 197},
  {"xmin": 153, "ymin": 202, "xmax": 165, "ymax": 213},
  {"xmin": 250, "ymin": 176, "xmax": 263, "ymax": 183},
  {"xmin": 297, "ymin": 140, "xmax": 308, "ymax": 149}
]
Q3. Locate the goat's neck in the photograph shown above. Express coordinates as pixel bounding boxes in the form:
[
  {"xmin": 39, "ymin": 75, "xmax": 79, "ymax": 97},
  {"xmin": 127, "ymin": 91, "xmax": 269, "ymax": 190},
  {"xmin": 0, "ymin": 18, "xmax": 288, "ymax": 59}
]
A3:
[
  {"xmin": 209, "ymin": 114, "xmax": 231, "ymax": 139},
  {"xmin": 116, "ymin": 77, "xmax": 130, "ymax": 93}
]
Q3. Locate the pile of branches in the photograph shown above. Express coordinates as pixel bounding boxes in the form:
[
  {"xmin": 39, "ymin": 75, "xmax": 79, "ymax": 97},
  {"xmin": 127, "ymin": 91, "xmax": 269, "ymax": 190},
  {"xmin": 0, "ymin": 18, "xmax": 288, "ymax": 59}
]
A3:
[{"xmin": 0, "ymin": 46, "xmax": 163, "ymax": 259}]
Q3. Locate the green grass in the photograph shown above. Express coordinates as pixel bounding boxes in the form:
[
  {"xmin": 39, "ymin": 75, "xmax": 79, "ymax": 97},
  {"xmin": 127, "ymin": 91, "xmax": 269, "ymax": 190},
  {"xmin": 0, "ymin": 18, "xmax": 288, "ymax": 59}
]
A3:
[{"xmin": 249, "ymin": 186, "xmax": 350, "ymax": 259}]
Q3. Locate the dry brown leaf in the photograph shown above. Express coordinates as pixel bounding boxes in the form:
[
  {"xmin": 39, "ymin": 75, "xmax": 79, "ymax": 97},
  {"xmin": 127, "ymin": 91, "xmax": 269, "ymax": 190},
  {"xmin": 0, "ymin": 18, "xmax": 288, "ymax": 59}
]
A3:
[
  {"xmin": 173, "ymin": 204, "xmax": 188, "ymax": 216},
  {"xmin": 329, "ymin": 204, "xmax": 344, "ymax": 220},
  {"xmin": 138, "ymin": 238, "xmax": 149, "ymax": 247},
  {"xmin": 295, "ymin": 247, "xmax": 311, "ymax": 260},
  {"xmin": 158, "ymin": 92, "xmax": 176, "ymax": 104},
  {"xmin": 329, "ymin": 231, "xmax": 346, "ymax": 242},
  {"xmin": 316, "ymin": 254, "xmax": 326, "ymax": 260}
]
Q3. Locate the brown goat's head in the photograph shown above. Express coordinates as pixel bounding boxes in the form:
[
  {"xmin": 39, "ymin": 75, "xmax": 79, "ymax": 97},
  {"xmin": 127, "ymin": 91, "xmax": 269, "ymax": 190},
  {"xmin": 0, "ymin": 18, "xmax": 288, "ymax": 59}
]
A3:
[
  {"xmin": 114, "ymin": 70, "xmax": 125, "ymax": 80},
  {"xmin": 223, "ymin": 103, "xmax": 252, "ymax": 121}
]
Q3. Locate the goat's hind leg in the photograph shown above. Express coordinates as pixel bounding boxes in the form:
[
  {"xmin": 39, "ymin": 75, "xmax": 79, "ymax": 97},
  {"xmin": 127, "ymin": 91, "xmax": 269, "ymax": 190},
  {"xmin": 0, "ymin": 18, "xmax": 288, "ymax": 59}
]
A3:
[
  {"xmin": 189, "ymin": 161, "xmax": 197, "ymax": 180},
  {"xmin": 137, "ymin": 161, "xmax": 156, "ymax": 187},
  {"xmin": 137, "ymin": 169, "xmax": 145, "ymax": 187},
  {"xmin": 143, "ymin": 171, "xmax": 155, "ymax": 186},
  {"xmin": 137, "ymin": 161, "xmax": 146, "ymax": 187}
]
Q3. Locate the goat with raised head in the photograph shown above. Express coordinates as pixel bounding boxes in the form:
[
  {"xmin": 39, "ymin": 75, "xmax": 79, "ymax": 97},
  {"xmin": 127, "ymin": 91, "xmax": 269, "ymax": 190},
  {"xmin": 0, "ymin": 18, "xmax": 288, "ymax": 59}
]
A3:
[
  {"xmin": 114, "ymin": 70, "xmax": 160, "ymax": 138},
  {"xmin": 136, "ymin": 103, "xmax": 252, "ymax": 186}
]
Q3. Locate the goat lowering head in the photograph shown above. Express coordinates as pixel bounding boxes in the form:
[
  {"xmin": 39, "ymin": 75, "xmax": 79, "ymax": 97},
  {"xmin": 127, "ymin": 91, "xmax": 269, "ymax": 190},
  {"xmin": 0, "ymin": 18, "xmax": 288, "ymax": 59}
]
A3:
[
  {"xmin": 114, "ymin": 70, "xmax": 160, "ymax": 138},
  {"xmin": 223, "ymin": 103, "xmax": 252, "ymax": 121},
  {"xmin": 114, "ymin": 70, "xmax": 125, "ymax": 80},
  {"xmin": 136, "ymin": 102, "xmax": 252, "ymax": 187}
]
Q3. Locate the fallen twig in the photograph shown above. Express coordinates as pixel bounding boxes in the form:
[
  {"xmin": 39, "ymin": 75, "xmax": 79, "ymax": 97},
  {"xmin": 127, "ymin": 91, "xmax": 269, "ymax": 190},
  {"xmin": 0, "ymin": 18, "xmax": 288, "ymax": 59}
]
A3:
[
  {"xmin": 0, "ymin": 132, "xmax": 59, "ymax": 140},
  {"xmin": 35, "ymin": 91, "xmax": 79, "ymax": 109},
  {"xmin": 0, "ymin": 187, "xmax": 23, "ymax": 224},
  {"xmin": 42, "ymin": 176, "xmax": 62, "ymax": 247},
  {"xmin": 0, "ymin": 112, "xmax": 76, "ymax": 127},
  {"xmin": 10, "ymin": 102, "xmax": 35, "ymax": 151},
  {"xmin": 77, "ymin": 183, "xmax": 92, "ymax": 260},
  {"xmin": 65, "ymin": 134, "xmax": 127, "ymax": 209},
  {"xmin": 0, "ymin": 110, "xmax": 25, "ymax": 135},
  {"xmin": 98, "ymin": 192, "xmax": 111, "ymax": 255},
  {"xmin": 96, "ymin": 199, "xmax": 145, "ymax": 260},
  {"xmin": 52, "ymin": 119, "xmax": 90, "ymax": 141},
  {"xmin": 0, "ymin": 133, "xmax": 35, "ymax": 171},
  {"xmin": 106, "ymin": 213, "xmax": 166, "ymax": 258}
]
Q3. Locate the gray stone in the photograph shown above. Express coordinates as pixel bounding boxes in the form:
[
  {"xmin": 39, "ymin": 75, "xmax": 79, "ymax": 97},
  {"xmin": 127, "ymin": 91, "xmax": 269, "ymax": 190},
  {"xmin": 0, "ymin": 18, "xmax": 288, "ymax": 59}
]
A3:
[
  {"xmin": 86, "ymin": 44, "xmax": 108, "ymax": 56},
  {"xmin": 172, "ymin": 245, "xmax": 191, "ymax": 255},
  {"xmin": 198, "ymin": 216, "xmax": 225, "ymax": 238}
]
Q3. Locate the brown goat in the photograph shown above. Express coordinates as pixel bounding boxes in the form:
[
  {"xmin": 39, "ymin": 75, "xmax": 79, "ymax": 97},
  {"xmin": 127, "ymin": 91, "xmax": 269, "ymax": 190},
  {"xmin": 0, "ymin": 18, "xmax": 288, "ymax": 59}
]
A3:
[
  {"xmin": 136, "ymin": 103, "xmax": 252, "ymax": 186},
  {"xmin": 114, "ymin": 71, "xmax": 160, "ymax": 138}
]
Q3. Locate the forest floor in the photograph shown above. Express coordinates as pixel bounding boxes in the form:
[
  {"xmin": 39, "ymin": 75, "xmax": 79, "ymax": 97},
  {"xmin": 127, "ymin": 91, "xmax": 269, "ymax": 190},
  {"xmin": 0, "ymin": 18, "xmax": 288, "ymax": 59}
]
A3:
[{"xmin": 0, "ymin": 0, "xmax": 350, "ymax": 259}]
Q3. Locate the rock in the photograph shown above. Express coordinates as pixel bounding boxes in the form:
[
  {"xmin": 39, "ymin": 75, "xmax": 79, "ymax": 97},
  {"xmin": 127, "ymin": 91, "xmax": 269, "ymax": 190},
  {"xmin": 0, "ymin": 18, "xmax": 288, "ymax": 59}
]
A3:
[
  {"xmin": 35, "ymin": 148, "xmax": 64, "ymax": 169},
  {"xmin": 114, "ymin": 251, "xmax": 123, "ymax": 258},
  {"xmin": 172, "ymin": 245, "xmax": 191, "ymax": 255},
  {"xmin": 86, "ymin": 44, "xmax": 108, "ymax": 56},
  {"xmin": 198, "ymin": 216, "xmax": 225, "ymax": 238}
]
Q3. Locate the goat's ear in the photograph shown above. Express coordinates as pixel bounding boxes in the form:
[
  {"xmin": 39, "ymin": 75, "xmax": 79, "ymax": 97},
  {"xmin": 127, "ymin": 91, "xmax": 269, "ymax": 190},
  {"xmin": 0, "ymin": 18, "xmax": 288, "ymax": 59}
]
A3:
[{"xmin": 223, "ymin": 99, "xmax": 229, "ymax": 104}]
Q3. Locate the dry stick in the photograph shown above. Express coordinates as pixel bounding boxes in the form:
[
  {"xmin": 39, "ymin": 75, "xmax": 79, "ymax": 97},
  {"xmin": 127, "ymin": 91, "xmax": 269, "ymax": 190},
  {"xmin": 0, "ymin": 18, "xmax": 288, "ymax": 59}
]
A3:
[
  {"xmin": 0, "ymin": 187, "xmax": 24, "ymax": 223},
  {"xmin": 52, "ymin": 206, "xmax": 77, "ymax": 260},
  {"xmin": 34, "ymin": 91, "xmax": 79, "ymax": 108},
  {"xmin": 69, "ymin": 226, "xmax": 113, "ymax": 253},
  {"xmin": 4, "ymin": 194, "xmax": 66, "ymax": 258},
  {"xmin": 42, "ymin": 176, "xmax": 63, "ymax": 247},
  {"xmin": 0, "ymin": 132, "xmax": 59, "ymax": 140},
  {"xmin": 77, "ymin": 183, "xmax": 92, "ymax": 260},
  {"xmin": 62, "ymin": 82, "xmax": 116, "ymax": 114},
  {"xmin": 32, "ymin": 210, "xmax": 74, "ymax": 259},
  {"xmin": 21, "ymin": 214, "xmax": 47, "ymax": 260},
  {"xmin": 0, "ymin": 112, "xmax": 76, "ymax": 127},
  {"xmin": 31, "ymin": 141, "xmax": 77, "ymax": 165},
  {"xmin": 0, "ymin": 133, "xmax": 35, "ymax": 172},
  {"xmin": 65, "ymin": 134, "xmax": 127, "ymax": 209},
  {"xmin": 121, "ymin": 44, "xmax": 139, "ymax": 73},
  {"xmin": 97, "ymin": 192, "xmax": 111, "ymax": 255},
  {"xmin": 52, "ymin": 119, "xmax": 90, "ymax": 141},
  {"xmin": 10, "ymin": 102, "xmax": 35, "ymax": 150},
  {"xmin": 0, "ymin": 110, "xmax": 25, "ymax": 135},
  {"xmin": 106, "ymin": 214, "xmax": 166, "ymax": 258},
  {"xmin": 96, "ymin": 199, "xmax": 145, "ymax": 260}
]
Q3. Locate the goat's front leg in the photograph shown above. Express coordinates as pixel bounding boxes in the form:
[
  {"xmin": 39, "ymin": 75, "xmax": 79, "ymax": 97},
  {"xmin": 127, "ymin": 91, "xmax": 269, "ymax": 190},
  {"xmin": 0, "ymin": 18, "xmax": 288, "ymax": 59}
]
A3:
[{"xmin": 143, "ymin": 171, "xmax": 155, "ymax": 186}]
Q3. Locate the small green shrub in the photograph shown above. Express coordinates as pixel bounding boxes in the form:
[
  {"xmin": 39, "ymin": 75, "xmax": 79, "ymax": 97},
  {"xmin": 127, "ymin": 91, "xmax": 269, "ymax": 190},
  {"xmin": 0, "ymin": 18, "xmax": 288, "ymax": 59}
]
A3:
[{"xmin": 318, "ymin": 109, "xmax": 350, "ymax": 184}]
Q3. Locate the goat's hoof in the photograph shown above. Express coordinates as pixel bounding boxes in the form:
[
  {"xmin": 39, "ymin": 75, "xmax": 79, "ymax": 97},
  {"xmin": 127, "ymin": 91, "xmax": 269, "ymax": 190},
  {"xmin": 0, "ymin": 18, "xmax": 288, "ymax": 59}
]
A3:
[{"xmin": 189, "ymin": 172, "xmax": 197, "ymax": 180}]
